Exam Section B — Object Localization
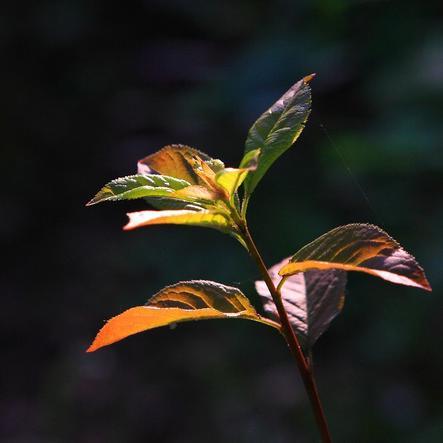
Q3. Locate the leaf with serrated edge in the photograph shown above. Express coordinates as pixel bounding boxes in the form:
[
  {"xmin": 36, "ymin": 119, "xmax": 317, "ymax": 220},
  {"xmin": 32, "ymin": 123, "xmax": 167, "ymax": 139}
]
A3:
[
  {"xmin": 86, "ymin": 174, "xmax": 191, "ymax": 206},
  {"xmin": 87, "ymin": 280, "xmax": 279, "ymax": 352},
  {"xmin": 256, "ymin": 258, "xmax": 346, "ymax": 348},
  {"xmin": 242, "ymin": 75, "xmax": 314, "ymax": 197},
  {"xmin": 279, "ymin": 224, "xmax": 431, "ymax": 291},
  {"xmin": 123, "ymin": 209, "xmax": 234, "ymax": 233}
]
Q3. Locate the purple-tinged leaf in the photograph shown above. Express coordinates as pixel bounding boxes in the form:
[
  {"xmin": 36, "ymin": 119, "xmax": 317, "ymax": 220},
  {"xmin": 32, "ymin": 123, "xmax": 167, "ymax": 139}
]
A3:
[
  {"xmin": 279, "ymin": 224, "xmax": 431, "ymax": 291},
  {"xmin": 256, "ymin": 258, "xmax": 346, "ymax": 347}
]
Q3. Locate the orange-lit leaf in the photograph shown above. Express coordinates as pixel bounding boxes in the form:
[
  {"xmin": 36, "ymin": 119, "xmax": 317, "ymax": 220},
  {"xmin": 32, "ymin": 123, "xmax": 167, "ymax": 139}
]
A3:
[
  {"xmin": 137, "ymin": 144, "xmax": 219, "ymax": 186},
  {"xmin": 171, "ymin": 185, "xmax": 223, "ymax": 202},
  {"xmin": 256, "ymin": 258, "xmax": 346, "ymax": 348},
  {"xmin": 279, "ymin": 224, "xmax": 431, "ymax": 291},
  {"xmin": 87, "ymin": 280, "xmax": 279, "ymax": 352}
]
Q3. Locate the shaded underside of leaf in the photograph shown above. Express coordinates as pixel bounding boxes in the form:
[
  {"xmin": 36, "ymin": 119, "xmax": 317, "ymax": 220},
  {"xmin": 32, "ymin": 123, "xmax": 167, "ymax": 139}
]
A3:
[
  {"xmin": 279, "ymin": 224, "xmax": 431, "ymax": 291},
  {"xmin": 256, "ymin": 258, "xmax": 346, "ymax": 348},
  {"xmin": 86, "ymin": 174, "xmax": 190, "ymax": 206},
  {"xmin": 87, "ymin": 280, "xmax": 278, "ymax": 352},
  {"xmin": 143, "ymin": 196, "xmax": 207, "ymax": 211},
  {"xmin": 242, "ymin": 75, "xmax": 314, "ymax": 196}
]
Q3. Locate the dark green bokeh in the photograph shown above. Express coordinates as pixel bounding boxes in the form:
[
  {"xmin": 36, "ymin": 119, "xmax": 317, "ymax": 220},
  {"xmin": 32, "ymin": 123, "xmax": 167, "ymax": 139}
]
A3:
[{"xmin": 2, "ymin": 1, "xmax": 442, "ymax": 442}]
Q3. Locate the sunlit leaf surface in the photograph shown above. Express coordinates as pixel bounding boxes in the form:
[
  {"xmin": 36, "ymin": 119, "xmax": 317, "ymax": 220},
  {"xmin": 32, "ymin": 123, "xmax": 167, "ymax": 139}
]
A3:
[
  {"xmin": 279, "ymin": 224, "xmax": 431, "ymax": 291},
  {"xmin": 215, "ymin": 168, "xmax": 249, "ymax": 196},
  {"xmin": 172, "ymin": 185, "xmax": 222, "ymax": 202},
  {"xmin": 215, "ymin": 149, "xmax": 260, "ymax": 196},
  {"xmin": 242, "ymin": 75, "xmax": 313, "ymax": 196},
  {"xmin": 123, "ymin": 209, "xmax": 235, "ymax": 234},
  {"xmin": 137, "ymin": 144, "xmax": 220, "ymax": 186},
  {"xmin": 256, "ymin": 258, "xmax": 346, "ymax": 348},
  {"xmin": 86, "ymin": 174, "xmax": 190, "ymax": 206},
  {"xmin": 87, "ymin": 280, "xmax": 278, "ymax": 352}
]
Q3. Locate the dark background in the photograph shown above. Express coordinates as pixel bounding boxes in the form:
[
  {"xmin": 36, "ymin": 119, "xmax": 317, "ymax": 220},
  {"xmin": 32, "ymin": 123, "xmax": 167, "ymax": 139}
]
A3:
[{"xmin": 2, "ymin": 1, "xmax": 442, "ymax": 442}]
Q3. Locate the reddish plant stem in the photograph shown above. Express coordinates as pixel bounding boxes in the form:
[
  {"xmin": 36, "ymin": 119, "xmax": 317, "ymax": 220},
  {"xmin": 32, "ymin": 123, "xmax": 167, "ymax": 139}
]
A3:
[{"xmin": 240, "ymin": 223, "xmax": 333, "ymax": 443}]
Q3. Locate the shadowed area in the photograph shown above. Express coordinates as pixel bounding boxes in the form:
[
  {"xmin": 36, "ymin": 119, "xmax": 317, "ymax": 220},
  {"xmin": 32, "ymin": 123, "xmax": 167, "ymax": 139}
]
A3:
[{"xmin": 2, "ymin": 1, "xmax": 442, "ymax": 442}]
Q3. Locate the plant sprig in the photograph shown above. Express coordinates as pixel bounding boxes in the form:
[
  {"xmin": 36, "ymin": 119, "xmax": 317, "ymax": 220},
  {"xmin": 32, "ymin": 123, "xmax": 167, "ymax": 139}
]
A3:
[{"xmin": 86, "ymin": 74, "xmax": 431, "ymax": 443}]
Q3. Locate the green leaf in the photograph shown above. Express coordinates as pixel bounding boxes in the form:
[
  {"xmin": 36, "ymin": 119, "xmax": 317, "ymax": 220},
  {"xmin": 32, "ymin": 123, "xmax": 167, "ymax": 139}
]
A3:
[
  {"xmin": 256, "ymin": 258, "xmax": 346, "ymax": 348},
  {"xmin": 86, "ymin": 174, "xmax": 190, "ymax": 206},
  {"xmin": 279, "ymin": 224, "xmax": 431, "ymax": 291},
  {"xmin": 205, "ymin": 158, "xmax": 225, "ymax": 173},
  {"xmin": 242, "ymin": 75, "xmax": 314, "ymax": 197},
  {"xmin": 239, "ymin": 148, "xmax": 261, "ymax": 169},
  {"xmin": 87, "ymin": 280, "xmax": 279, "ymax": 352},
  {"xmin": 143, "ymin": 196, "xmax": 207, "ymax": 211}
]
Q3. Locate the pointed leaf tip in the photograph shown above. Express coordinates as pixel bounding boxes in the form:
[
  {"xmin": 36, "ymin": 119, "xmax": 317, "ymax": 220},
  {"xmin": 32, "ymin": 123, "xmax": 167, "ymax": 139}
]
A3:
[
  {"xmin": 242, "ymin": 75, "xmax": 312, "ymax": 196},
  {"xmin": 280, "ymin": 224, "xmax": 431, "ymax": 292}
]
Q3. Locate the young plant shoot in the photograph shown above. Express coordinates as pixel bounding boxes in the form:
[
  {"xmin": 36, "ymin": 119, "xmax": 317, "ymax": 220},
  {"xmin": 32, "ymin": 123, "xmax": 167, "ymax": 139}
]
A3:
[{"xmin": 86, "ymin": 75, "xmax": 431, "ymax": 443}]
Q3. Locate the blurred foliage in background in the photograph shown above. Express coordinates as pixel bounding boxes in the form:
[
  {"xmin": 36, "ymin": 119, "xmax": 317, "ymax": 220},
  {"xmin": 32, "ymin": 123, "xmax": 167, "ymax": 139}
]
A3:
[{"xmin": 2, "ymin": 0, "xmax": 442, "ymax": 442}]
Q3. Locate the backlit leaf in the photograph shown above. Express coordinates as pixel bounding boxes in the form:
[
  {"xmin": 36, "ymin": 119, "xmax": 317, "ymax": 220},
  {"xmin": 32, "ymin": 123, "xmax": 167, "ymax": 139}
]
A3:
[
  {"xmin": 87, "ymin": 280, "xmax": 278, "ymax": 352},
  {"xmin": 215, "ymin": 149, "xmax": 260, "ymax": 196},
  {"xmin": 123, "ymin": 209, "xmax": 235, "ymax": 234},
  {"xmin": 205, "ymin": 158, "xmax": 225, "ymax": 173},
  {"xmin": 256, "ymin": 258, "xmax": 346, "ymax": 348},
  {"xmin": 86, "ymin": 174, "xmax": 190, "ymax": 206},
  {"xmin": 137, "ymin": 144, "xmax": 220, "ymax": 186},
  {"xmin": 215, "ymin": 168, "xmax": 248, "ymax": 196},
  {"xmin": 279, "ymin": 224, "xmax": 431, "ymax": 291},
  {"xmin": 172, "ymin": 185, "xmax": 223, "ymax": 202},
  {"xmin": 242, "ymin": 75, "xmax": 314, "ymax": 197}
]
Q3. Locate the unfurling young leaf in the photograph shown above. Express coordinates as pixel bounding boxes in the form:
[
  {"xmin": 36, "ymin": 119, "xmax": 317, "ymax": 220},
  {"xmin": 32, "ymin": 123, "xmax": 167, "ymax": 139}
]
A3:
[
  {"xmin": 87, "ymin": 280, "xmax": 278, "ymax": 352},
  {"xmin": 256, "ymin": 258, "xmax": 347, "ymax": 348},
  {"xmin": 279, "ymin": 223, "xmax": 431, "ymax": 291},
  {"xmin": 241, "ymin": 75, "xmax": 314, "ymax": 201},
  {"xmin": 215, "ymin": 149, "xmax": 260, "ymax": 197}
]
